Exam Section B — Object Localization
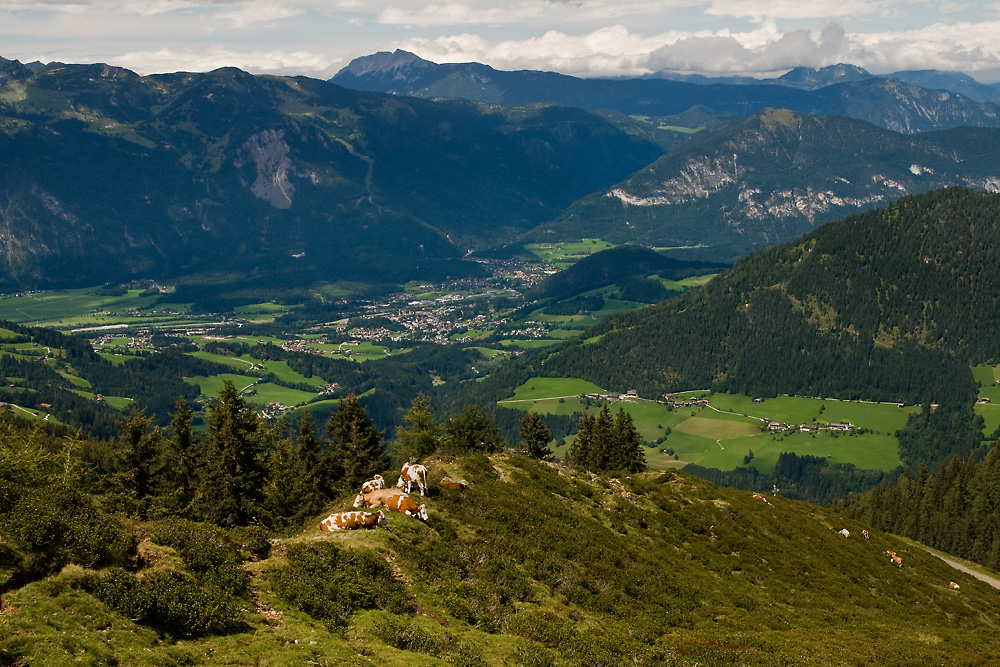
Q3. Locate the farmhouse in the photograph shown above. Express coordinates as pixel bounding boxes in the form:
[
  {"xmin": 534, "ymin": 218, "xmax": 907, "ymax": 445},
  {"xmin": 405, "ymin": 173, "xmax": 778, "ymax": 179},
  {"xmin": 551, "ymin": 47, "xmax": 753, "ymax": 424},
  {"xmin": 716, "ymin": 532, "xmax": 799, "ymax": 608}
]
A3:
[
  {"xmin": 827, "ymin": 422, "xmax": 853, "ymax": 431},
  {"xmin": 768, "ymin": 422, "xmax": 789, "ymax": 431},
  {"xmin": 800, "ymin": 424, "xmax": 819, "ymax": 432}
]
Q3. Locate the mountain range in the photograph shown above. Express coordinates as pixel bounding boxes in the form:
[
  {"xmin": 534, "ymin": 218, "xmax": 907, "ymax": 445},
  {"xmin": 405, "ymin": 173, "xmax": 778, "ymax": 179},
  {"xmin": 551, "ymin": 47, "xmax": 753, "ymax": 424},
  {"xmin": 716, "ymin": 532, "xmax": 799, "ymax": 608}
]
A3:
[
  {"xmin": 0, "ymin": 58, "xmax": 660, "ymax": 289},
  {"xmin": 333, "ymin": 51, "xmax": 1000, "ymax": 134},
  {"xmin": 530, "ymin": 109, "xmax": 1000, "ymax": 261}
]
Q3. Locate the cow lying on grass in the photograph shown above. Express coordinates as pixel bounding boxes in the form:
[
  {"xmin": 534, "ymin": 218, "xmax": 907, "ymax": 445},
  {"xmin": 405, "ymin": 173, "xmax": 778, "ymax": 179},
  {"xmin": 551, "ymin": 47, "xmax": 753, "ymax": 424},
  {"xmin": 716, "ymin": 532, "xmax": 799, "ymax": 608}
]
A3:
[
  {"xmin": 361, "ymin": 474, "xmax": 386, "ymax": 494},
  {"xmin": 320, "ymin": 510, "xmax": 386, "ymax": 531},
  {"xmin": 354, "ymin": 488, "xmax": 428, "ymax": 521},
  {"xmin": 440, "ymin": 478, "xmax": 468, "ymax": 491}
]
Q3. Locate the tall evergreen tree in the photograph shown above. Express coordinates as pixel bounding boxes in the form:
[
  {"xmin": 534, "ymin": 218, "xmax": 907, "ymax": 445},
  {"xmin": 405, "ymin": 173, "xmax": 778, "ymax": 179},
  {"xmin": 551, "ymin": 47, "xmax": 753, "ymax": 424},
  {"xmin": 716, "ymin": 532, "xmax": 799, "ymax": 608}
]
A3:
[
  {"xmin": 108, "ymin": 408, "xmax": 163, "ymax": 518},
  {"xmin": 156, "ymin": 396, "xmax": 199, "ymax": 516},
  {"xmin": 196, "ymin": 380, "xmax": 268, "ymax": 527},
  {"xmin": 325, "ymin": 394, "xmax": 388, "ymax": 492},
  {"xmin": 569, "ymin": 404, "xmax": 646, "ymax": 474},
  {"xmin": 441, "ymin": 404, "xmax": 507, "ymax": 455},
  {"xmin": 393, "ymin": 393, "xmax": 441, "ymax": 462},
  {"xmin": 519, "ymin": 411, "xmax": 552, "ymax": 459},
  {"xmin": 294, "ymin": 409, "xmax": 328, "ymax": 521}
]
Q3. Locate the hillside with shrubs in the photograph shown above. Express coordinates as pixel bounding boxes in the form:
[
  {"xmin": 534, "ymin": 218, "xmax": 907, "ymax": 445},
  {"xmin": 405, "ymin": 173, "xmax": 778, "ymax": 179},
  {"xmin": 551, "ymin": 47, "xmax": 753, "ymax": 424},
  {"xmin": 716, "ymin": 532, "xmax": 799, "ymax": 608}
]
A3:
[{"xmin": 2, "ymin": 385, "xmax": 1000, "ymax": 666}]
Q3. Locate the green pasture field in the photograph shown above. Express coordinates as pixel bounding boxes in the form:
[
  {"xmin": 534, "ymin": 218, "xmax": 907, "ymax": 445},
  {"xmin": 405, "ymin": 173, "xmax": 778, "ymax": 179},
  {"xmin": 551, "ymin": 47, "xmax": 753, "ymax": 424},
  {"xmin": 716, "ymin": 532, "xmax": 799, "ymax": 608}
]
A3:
[
  {"xmin": 0, "ymin": 288, "xmax": 160, "ymax": 326},
  {"xmin": 506, "ymin": 381, "xmax": 907, "ymax": 473},
  {"xmin": 0, "ymin": 328, "xmax": 21, "ymax": 340},
  {"xmin": 289, "ymin": 399, "xmax": 342, "ymax": 421},
  {"xmin": 241, "ymin": 383, "xmax": 316, "ymax": 407},
  {"xmin": 523, "ymin": 239, "xmax": 614, "ymax": 267},
  {"xmin": 189, "ymin": 350, "xmax": 260, "ymax": 371},
  {"xmin": 185, "ymin": 374, "xmax": 259, "ymax": 398},
  {"xmin": 708, "ymin": 394, "xmax": 917, "ymax": 434},
  {"xmin": 96, "ymin": 336, "xmax": 133, "ymax": 348},
  {"xmin": 499, "ymin": 339, "xmax": 562, "ymax": 349},
  {"xmin": 102, "ymin": 396, "xmax": 134, "ymax": 410},
  {"xmin": 97, "ymin": 352, "xmax": 145, "ymax": 365},
  {"xmin": 655, "ymin": 274, "xmax": 718, "ymax": 291},
  {"xmin": 465, "ymin": 347, "xmax": 511, "ymax": 360},
  {"xmin": 232, "ymin": 303, "xmax": 300, "ymax": 314},
  {"xmin": 659, "ymin": 124, "xmax": 704, "ymax": 133},
  {"xmin": 307, "ymin": 341, "xmax": 400, "ymax": 362},
  {"xmin": 260, "ymin": 360, "xmax": 326, "ymax": 388}
]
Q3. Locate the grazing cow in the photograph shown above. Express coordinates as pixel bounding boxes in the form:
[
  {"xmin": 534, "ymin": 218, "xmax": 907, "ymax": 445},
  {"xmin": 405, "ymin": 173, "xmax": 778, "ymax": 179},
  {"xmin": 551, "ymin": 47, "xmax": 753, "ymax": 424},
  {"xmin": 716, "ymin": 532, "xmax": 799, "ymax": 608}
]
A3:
[
  {"xmin": 838, "ymin": 529, "xmax": 851, "ymax": 538},
  {"xmin": 396, "ymin": 462, "xmax": 428, "ymax": 496},
  {"xmin": 862, "ymin": 530, "xmax": 869, "ymax": 540},
  {"xmin": 354, "ymin": 487, "xmax": 406, "ymax": 508},
  {"xmin": 320, "ymin": 510, "xmax": 385, "ymax": 531},
  {"xmin": 361, "ymin": 474, "xmax": 386, "ymax": 494},
  {"xmin": 891, "ymin": 555, "xmax": 903, "ymax": 568},
  {"xmin": 885, "ymin": 550, "xmax": 896, "ymax": 558},
  {"xmin": 440, "ymin": 478, "xmax": 468, "ymax": 491},
  {"xmin": 949, "ymin": 581, "xmax": 960, "ymax": 590}
]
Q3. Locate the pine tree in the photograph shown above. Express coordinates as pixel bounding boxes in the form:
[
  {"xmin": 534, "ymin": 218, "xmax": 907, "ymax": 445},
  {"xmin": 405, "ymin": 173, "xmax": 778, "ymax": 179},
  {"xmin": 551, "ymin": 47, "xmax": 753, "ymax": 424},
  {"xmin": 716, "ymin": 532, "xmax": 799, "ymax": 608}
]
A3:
[
  {"xmin": 108, "ymin": 408, "xmax": 163, "ymax": 518},
  {"xmin": 156, "ymin": 396, "xmax": 199, "ymax": 516},
  {"xmin": 294, "ymin": 409, "xmax": 328, "ymax": 520},
  {"xmin": 518, "ymin": 411, "xmax": 552, "ymax": 459},
  {"xmin": 196, "ymin": 380, "xmax": 268, "ymax": 527},
  {"xmin": 393, "ymin": 393, "xmax": 441, "ymax": 462},
  {"xmin": 325, "ymin": 394, "xmax": 387, "ymax": 493},
  {"xmin": 611, "ymin": 407, "xmax": 646, "ymax": 473},
  {"xmin": 441, "ymin": 404, "xmax": 507, "ymax": 455}
]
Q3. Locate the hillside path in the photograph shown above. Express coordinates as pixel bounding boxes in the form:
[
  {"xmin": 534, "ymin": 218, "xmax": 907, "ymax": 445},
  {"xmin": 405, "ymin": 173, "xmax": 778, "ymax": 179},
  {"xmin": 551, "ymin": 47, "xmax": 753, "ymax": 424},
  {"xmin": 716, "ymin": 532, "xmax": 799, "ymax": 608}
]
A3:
[{"xmin": 928, "ymin": 552, "xmax": 1000, "ymax": 591}]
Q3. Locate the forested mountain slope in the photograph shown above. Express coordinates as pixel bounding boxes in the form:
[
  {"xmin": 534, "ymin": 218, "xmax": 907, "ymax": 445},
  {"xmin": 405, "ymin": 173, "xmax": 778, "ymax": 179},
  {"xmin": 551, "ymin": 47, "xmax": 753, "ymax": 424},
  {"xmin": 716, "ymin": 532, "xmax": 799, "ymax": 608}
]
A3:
[
  {"xmin": 0, "ymin": 61, "xmax": 662, "ymax": 289},
  {"xmin": 529, "ymin": 110, "xmax": 1000, "ymax": 262},
  {"xmin": 541, "ymin": 189, "xmax": 1000, "ymax": 398}
]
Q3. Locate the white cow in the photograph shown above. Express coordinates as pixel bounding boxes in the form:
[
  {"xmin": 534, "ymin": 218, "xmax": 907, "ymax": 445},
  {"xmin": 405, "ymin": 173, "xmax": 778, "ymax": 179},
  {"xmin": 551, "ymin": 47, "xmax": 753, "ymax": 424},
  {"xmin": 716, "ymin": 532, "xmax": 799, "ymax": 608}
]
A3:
[{"xmin": 838, "ymin": 529, "xmax": 850, "ymax": 538}]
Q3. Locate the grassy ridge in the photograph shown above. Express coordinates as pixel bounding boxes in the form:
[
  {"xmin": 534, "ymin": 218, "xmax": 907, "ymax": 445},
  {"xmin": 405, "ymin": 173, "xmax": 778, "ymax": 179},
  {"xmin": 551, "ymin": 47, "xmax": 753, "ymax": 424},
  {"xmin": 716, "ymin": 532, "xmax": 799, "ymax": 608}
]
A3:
[{"xmin": 3, "ymin": 454, "xmax": 999, "ymax": 665}]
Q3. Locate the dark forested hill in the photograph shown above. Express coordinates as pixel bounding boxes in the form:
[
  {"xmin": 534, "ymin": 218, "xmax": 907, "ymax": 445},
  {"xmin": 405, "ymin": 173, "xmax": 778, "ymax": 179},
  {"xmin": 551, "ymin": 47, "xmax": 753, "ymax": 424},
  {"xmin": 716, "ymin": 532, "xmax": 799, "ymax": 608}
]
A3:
[
  {"xmin": 540, "ymin": 189, "xmax": 1000, "ymax": 400},
  {"xmin": 0, "ymin": 61, "xmax": 662, "ymax": 290},
  {"xmin": 333, "ymin": 50, "xmax": 1000, "ymax": 133},
  {"xmin": 529, "ymin": 110, "xmax": 1000, "ymax": 262}
]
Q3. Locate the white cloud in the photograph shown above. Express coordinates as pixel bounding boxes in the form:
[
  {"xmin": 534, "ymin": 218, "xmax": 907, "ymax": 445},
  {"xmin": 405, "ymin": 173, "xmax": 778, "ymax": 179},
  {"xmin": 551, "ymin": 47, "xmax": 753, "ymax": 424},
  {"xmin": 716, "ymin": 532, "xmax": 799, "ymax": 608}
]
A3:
[
  {"xmin": 705, "ymin": 0, "xmax": 891, "ymax": 22},
  {"xmin": 111, "ymin": 46, "xmax": 343, "ymax": 76},
  {"xmin": 378, "ymin": 3, "xmax": 545, "ymax": 27},
  {"xmin": 216, "ymin": 1, "xmax": 303, "ymax": 27}
]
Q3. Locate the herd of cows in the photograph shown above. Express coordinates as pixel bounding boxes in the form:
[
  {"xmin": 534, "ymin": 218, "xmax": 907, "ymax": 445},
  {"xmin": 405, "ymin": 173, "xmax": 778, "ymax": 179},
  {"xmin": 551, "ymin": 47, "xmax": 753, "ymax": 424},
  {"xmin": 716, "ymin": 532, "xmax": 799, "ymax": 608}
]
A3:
[{"xmin": 319, "ymin": 462, "xmax": 468, "ymax": 531}]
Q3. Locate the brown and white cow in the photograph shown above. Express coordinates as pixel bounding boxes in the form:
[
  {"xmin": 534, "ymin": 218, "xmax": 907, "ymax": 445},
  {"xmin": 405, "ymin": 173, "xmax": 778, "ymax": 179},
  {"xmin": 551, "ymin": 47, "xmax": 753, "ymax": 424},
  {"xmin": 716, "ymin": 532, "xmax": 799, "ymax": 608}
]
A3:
[
  {"xmin": 396, "ymin": 462, "xmax": 428, "ymax": 496},
  {"xmin": 354, "ymin": 487, "xmax": 405, "ymax": 508},
  {"xmin": 355, "ymin": 488, "xmax": 427, "ymax": 521},
  {"xmin": 361, "ymin": 474, "xmax": 386, "ymax": 494},
  {"xmin": 320, "ymin": 510, "xmax": 385, "ymax": 531},
  {"xmin": 949, "ymin": 581, "xmax": 960, "ymax": 589},
  {"xmin": 439, "ymin": 478, "xmax": 468, "ymax": 491},
  {"xmin": 891, "ymin": 555, "xmax": 903, "ymax": 568}
]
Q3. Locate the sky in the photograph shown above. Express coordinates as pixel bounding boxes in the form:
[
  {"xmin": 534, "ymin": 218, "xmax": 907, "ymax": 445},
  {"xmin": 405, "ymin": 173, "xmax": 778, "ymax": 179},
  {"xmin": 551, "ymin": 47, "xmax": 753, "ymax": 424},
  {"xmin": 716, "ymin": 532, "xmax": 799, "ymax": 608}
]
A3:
[{"xmin": 2, "ymin": 0, "xmax": 1000, "ymax": 83}]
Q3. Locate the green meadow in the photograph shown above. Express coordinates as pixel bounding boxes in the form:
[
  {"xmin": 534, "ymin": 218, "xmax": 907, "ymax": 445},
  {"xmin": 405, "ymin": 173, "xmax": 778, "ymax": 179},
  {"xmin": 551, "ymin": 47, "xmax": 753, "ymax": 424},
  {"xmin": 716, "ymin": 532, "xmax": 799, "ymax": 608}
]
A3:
[
  {"xmin": 502, "ymin": 379, "xmax": 908, "ymax": 473},
  {"xmin": 523, "ymin": 239, "xmax": 614, "ymax": 267}
]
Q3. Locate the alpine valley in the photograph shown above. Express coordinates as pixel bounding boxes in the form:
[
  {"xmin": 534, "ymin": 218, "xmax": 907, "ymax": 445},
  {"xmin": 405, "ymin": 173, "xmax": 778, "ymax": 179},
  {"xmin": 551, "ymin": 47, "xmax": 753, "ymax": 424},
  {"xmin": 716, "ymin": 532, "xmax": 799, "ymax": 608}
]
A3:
[{"xmin": 2, "ymin": 52, "xmax": 1000, "ymax": 666}]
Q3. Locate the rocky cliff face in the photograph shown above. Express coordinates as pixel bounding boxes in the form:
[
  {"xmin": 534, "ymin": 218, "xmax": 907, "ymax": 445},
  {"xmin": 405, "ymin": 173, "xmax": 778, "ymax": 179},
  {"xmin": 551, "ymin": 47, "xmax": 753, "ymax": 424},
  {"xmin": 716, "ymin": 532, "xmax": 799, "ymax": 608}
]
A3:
[{"xmin": 534, "ymin": 110, "xmax": 1000, "ymax": 261}]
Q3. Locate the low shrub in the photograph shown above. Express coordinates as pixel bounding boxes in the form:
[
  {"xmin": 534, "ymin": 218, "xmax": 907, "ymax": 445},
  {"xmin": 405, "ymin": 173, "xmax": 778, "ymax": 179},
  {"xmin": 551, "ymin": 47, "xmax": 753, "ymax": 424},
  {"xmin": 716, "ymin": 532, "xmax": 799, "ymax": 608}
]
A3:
[{"xmin": 268, "ymin": 542, "xmax": 409, "ymax": 625}]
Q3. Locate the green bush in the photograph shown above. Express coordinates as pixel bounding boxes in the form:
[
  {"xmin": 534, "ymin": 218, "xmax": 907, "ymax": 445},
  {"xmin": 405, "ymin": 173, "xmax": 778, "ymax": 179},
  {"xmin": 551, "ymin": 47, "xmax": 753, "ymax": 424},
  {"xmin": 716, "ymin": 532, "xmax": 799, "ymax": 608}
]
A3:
[
  {"xmin": 88, "ymin": 566, "xmax": 246, "ymax": 635},
  {"xmin": 268, "ymin": 542, "xmax": 409, "ymax": 624}
]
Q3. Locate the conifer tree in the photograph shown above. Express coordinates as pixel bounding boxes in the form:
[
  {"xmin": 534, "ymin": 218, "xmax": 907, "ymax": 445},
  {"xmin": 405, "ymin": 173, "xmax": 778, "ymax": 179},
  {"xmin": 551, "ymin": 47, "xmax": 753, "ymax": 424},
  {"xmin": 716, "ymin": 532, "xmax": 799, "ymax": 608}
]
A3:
[
  {"xmin": 108, "ymin": 408, "xmax": 163, "ymax": 518},
  {"xmin": 294, "ymin": 409, "xmax": 328, "ymax": 520},
  {"xmin": 518, "ymin": 411, "xmax": 552, "ymax": 459},
  {"xmin": 156, "ymin": 396, "xmax": 199, "ymax": 516},
  {"xmin": 325, "ymin": 394, "xmax": 387, "ymax": 492},
  {"xmin": 441, "ymin": 404, "xmax": 507, "ymax": 455},
  {"xmin": 393, "ymin": 393, "xmax": 441, "ymax": 462},
  {"xmin": 196, "ymin": 380, "xmax": 268, "ymax": 527}
]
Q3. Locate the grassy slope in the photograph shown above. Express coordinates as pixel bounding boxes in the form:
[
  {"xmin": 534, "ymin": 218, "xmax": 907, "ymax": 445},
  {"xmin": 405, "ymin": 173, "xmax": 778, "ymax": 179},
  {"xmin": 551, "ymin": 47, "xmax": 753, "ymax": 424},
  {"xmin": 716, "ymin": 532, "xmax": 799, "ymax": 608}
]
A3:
[{"xmin": 4, "ymin": 455, "xmax": 998, "ymax": 666}]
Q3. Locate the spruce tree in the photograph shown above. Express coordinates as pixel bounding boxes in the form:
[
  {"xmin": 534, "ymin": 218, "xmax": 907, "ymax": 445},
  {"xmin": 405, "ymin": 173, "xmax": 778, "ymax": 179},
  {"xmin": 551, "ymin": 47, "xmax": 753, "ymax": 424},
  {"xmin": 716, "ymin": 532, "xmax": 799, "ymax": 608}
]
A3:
[
  {"xmin": 196, "ymin": 380, "xmax": 268, "ymax": 527},
  {"xmin": 442, "ymin": 404, "xmax": 507, "ymax": 455},
  {"xmin": 108, "ymin": 408, "xmax": 163, "ymax": 518},
  {"xmin": 156, "ymin": 396, "xmax": 199, "ymax": 516},
  {"xmin": 518, "ymin": 411, "xmax": 552, "ymax": 459},
  {"xmin": 325, "ymin": 394, "xmax": 387, "ymax": 493},
  {"xmin": 294, "ymin": 409, "xmax": 328, "ymax": 520},
  {"xmin": 393, "ymin": 393, "xmax": 441, "ymax": 462}
]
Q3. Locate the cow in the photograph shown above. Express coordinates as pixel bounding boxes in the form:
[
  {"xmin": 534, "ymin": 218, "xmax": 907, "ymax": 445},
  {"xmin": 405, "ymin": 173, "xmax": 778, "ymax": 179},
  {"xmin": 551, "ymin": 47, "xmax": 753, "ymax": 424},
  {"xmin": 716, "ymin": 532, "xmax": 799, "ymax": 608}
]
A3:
[
  {"xmin": 891, "ymin": 555, "xmax": 903, "ymax": 568},
  {"xmin": 862, "ymin": 529, "xmax": 869, "ymax": 540},
  {"xmin": 355, "ymin": 488, "xmax": 427, "ymax": 521},
  {"xmin": 885, "ymin": 550, "xmax": 896, "ymax": 558},
  {"xmin": 949, "ymin": 581, "xmax": 960, "ymax": 590},
  {"xmin": 838, "ymin": 528, "xmax": 850, "ymax": 538},
  {"xmin": 439, "ymin": 478, "xmax": 468, "ymax": 491},
  {"xmin": 396, "ymin": 462, "xmax": 428, "ymax": 496},
  {"xmin": 361, "ymin": 474, "xmax": 386, "ymax": 494},
  {"xmin": 320, "ymin": 510, "xmax": 385, "ymax": 531},
  {"xmin": 354, "ymin": 487, "xmax": 406, "ymax": 509}
]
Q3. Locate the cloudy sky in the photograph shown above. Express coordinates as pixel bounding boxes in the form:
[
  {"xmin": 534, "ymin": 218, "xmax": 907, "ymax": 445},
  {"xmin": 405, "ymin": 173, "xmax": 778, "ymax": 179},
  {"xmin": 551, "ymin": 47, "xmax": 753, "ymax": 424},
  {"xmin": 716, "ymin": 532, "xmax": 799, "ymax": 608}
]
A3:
[{"xmin": 2, "ymin": 0, "xmax": 1000, "ymax": 83}]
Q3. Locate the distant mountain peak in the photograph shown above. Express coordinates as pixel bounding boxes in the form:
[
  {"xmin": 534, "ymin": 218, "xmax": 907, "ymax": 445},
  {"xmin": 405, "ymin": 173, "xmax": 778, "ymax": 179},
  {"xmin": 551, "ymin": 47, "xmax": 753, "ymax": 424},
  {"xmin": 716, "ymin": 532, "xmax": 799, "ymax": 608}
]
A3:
[
  {"xmin": 0, "ymin": 56, "xmax": 31, "ymax": 82},
  {"xmin": 777, "ymin": 64, "xmax": 871, "ymax": 89},
  {"xmin": 337, "ymin": 49, "xmax": 437, "ymax": 78}
]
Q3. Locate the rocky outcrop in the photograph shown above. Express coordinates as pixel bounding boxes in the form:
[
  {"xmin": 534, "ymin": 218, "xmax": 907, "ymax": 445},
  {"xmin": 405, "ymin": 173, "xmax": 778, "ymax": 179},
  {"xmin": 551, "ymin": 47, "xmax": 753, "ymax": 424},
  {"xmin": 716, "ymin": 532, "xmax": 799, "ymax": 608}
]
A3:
[{"xmin": 235, "ymin": 129, "xmax": 295, "ymax": 209}]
